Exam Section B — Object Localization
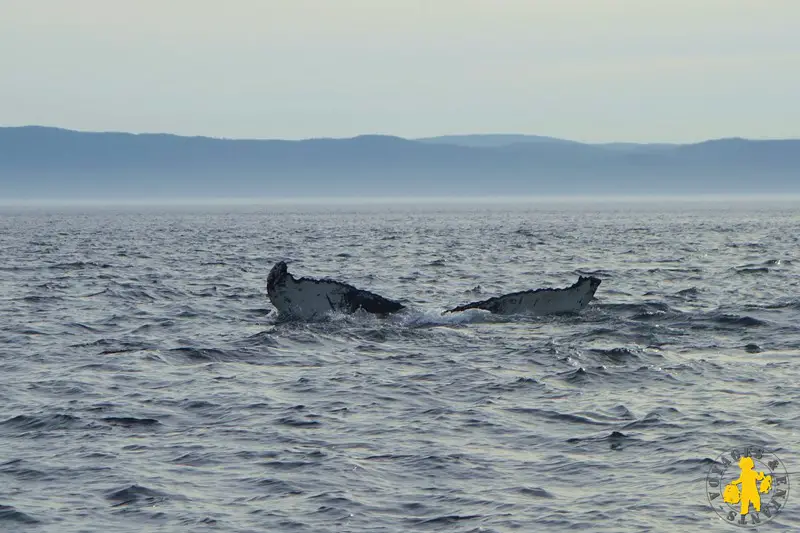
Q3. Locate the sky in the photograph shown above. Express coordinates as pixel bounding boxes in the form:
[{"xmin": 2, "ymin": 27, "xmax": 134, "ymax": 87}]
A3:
[{"xmin": 1, "ymin": 0, "xmax": 798, "ymax": 142}]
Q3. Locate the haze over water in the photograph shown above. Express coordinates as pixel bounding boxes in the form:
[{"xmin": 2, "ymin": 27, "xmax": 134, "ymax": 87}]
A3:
[{"xmin": 1, "ymin": 199, "xmax": 798, "ymax": 532}]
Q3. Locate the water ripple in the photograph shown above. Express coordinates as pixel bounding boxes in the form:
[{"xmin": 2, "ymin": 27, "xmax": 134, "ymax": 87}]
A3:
[{"xmin": 1, "ymin": 203, "xmax": 799, "ymax": 532}]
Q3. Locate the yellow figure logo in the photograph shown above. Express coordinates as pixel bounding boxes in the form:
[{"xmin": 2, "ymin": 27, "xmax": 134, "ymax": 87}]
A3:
[
  {"xmin": 707, "ymin": 447, "xmax": 789, "ymax": 527},
  {"xmin": 722, "ymin": 457, "xmax": 770, "ymax": 515}
]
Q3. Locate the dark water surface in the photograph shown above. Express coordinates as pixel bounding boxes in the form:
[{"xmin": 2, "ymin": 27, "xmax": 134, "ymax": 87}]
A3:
[{"xmin": 1, "ymin": 200, "xmax": 799, "ymax": 532}]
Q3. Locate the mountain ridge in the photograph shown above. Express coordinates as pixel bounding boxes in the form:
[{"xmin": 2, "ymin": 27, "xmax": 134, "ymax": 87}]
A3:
[
  {"xmin": 1, "ymin": 126, "xmax": 798, "ymax": 199},
  {"xmin": 7, "ymin": 125, "xmax": 795, "ymax": 146}
]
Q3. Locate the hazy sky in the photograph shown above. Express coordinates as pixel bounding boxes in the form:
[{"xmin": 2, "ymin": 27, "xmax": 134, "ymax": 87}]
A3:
[{"xmin": 2, "ymin": 0, "xmax": 798, "ymax": 142}]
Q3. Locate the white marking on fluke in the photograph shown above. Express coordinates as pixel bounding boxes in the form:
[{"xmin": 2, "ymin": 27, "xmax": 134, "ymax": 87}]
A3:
[
  {"xmin": 267, "ymin": 261, "xmax": 405, "ymax": 320},
  {"xmin": 444, "ymin": 276, "xmax": 601, "ymax": 315}
]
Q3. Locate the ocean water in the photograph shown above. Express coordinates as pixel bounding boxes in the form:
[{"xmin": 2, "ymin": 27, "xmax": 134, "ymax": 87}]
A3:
[{"xmin": 1, "ymin": 199, "xmax": 798, "ymax": 532}]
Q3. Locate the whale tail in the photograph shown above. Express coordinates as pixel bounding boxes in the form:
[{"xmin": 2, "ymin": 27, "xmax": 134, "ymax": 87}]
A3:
[
  {"xmin": 267, "ymin": 261, "xmax": 405, "ymax": 319},
  {"xmin": 267, "ymin": 261, "xmax": 601, "ymax": 320},
  {"xmin": 444, "ymin": 276, "xmax": 601, "ymax": 315}
]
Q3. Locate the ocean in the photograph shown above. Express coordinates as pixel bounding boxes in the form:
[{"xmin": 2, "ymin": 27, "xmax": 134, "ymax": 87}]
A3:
[{"xmin": 1, "ymin": 198, "xmax": 798, "ymax": 532}]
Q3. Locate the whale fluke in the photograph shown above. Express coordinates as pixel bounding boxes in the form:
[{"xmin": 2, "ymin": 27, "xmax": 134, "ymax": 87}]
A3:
[
  {"xmin": 444, "ymin": 276, "xmax": 601, "ymax": 315},
  {"xmin": 267, "ymin": 261, "xmax": 405, "ymax": 319}
]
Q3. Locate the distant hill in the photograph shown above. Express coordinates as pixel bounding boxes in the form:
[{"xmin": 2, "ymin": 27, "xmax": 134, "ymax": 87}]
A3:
[
  {"xmin": 1, "ymin": 126, "xmax": 798, "ymax": 199},
  {"xmin": 416, "ymin": 134, "xmax": 579, "ymax": 148}
]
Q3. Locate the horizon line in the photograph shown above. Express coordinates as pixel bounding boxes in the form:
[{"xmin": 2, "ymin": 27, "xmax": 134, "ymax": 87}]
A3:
[
  {"xmin": 2, "ymin": 124, "xmax": 798, "ymax": 146},
  {"xmin": 2, "ymin": 193, "xmax": 800, "ymax": 209}
]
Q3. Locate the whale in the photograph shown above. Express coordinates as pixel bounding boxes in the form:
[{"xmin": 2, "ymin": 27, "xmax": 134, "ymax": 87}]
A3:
[
  {"xmin": 267, "ymin": 261, "xmax": 405, "ymax": 319},
  {"xmin": 444, "ymin": 276, "xmax": 601, "ymax": 315}
]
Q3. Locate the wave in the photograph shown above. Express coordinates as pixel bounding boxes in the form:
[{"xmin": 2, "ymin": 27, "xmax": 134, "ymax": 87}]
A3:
[
  {"xmin": 102, "ymin": 417, "xmax": 162, "ymax": 428},
  {"xmin": 0, "ymin": 413, "xmax": 83, "ymax": 431},
  {"xmin": 105, "ymin": 484, "xmax": 179, "ymax": 507},
  {"xmin": 0, "ymin": 505, "xmax": 39, "ymax": 524}
]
